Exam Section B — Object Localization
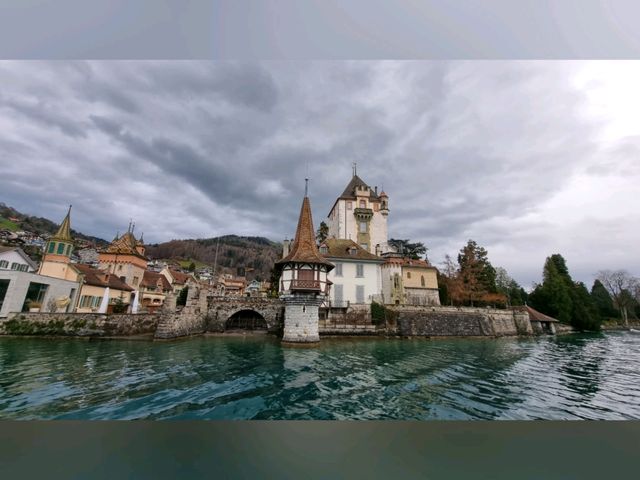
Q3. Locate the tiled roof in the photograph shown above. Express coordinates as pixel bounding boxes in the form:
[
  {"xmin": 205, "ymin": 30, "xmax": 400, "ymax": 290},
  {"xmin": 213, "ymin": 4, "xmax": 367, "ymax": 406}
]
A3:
[
  {"xmin": 102, "ymin": 231, "xmax": 147, "ymax": 259},
  {"xmin": 277, "ymin": 196, "xmax": 334, "ymax": 268},
  {"xmin": 141, "ymin": 270, "xmax": 172, "ymax": 290},
  {"xmin": 522, "ymin": 305, "xmax": 559, "ymax": 323},
  {"xmin": 168, "ymin": 269, "xmax": 192, "ymax": 284},
  {"xmin": 320, "ymin": 238, "xmax": 384, "ymax": 262},
  {"xmin": 74, "ymin": 263, "xmax": 134, "ymax": 291},
  {"xmin": 383, "ymin": 256, "xmax": 436, "ymax": 269},
  {"xmin": 339, "ymin": 175, "xmax": 380, "ymax": 201}
]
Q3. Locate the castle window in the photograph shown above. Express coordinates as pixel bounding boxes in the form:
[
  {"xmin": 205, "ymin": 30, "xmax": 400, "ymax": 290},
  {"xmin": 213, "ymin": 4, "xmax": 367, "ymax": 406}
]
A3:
[
  {"xmin": 356, "ymin": 264, "xmax": 364, "ymax": 277},
  {"xmin": 57, "ymin": 243, "xmax": 65, "ymax": 254},
  {"xmin": 407, "ymin": 271, "xmax": 411, "ymax": 279},
  {"xmin": 374, "ymin": 203, "xmax": 379, "ymax": 212},
  {"xmin": 348, "ymin": 247, "xmax": 357, "ymax": 256},
  {"xmin": 359, "ymin": 221, "xmax": 367, "ymax": 233},
  {"xmin": 359, "ymin": 200, "xmax": 366, "ymax": 208},
  {"xmin": 47, "ymin": 242, "xmax": 55, "ymax": 253},
  {"xmin": 421, "ymin": 275, "xmax": 425, "ymax": 287},
  {"xmin": 335, "ymin": 263, "xmax": 343, "ymax": 277},
  {"xmin": 346, "ymin": 201, "xmax": 352, "ymax": 210}
]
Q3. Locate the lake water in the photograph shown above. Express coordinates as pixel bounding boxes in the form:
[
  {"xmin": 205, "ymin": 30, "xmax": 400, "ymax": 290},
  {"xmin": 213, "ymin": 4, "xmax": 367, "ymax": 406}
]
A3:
[{"xmin": 1, "ymin": 332, "xmax": 639, "ymax": 420}]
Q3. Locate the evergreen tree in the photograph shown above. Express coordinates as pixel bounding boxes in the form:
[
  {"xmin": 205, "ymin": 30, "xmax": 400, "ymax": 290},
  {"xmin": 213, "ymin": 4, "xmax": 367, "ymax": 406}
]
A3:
[
  {"xmin": 176, "ymin": 286, "xmax": 188, "ymax": 307},
  {"xmin": 529, "ymin": 258, "xmax": 572, "ymax": 324},
  {"xmin": 457, "ymin": 240, "xmax": 497, "ymax": 305},
  {"xmin": 570, "ymin": 281, "xmax": 601, "ymax": 331},
  {"xmin": 316, "ymin": 221, "xmax": 329, "ymax": 244},
  {"xmin": 389, "ymin": 238, "xmax": 427, "ymax": 260},
  {"xmin": 590, "ymin": 279, "xmax": 619, "ymax": 320}
]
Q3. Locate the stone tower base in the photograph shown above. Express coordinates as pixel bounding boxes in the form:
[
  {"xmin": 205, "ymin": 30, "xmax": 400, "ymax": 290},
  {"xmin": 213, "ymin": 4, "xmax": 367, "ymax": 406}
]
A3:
[{"xmin": 281, "ymin": 293, "xmax": 325, "ymax": 343}]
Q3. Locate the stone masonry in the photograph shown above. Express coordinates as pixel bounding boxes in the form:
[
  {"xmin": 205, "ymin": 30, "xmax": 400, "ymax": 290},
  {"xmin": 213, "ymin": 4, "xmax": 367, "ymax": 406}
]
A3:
[
  {"xmin": 281, "ymin": 294, "xmax": 323, "ymax": 343},
  {"xmin": 392, "ymin": 306, "xmax": 533, "ymax": 337}
]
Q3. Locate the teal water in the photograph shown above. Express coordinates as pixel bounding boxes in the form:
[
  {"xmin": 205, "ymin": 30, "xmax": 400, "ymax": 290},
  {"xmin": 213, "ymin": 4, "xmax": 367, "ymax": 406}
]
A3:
[{"xmin": 1, "ymin": 332, "xmax": 639, "ymax": 420}]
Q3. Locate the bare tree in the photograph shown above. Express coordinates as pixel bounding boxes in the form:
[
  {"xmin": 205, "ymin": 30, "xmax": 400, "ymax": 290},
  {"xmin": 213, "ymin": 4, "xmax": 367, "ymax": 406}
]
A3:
[{"xmin": 596, "ymin": 270, "xmax": 639, "ymax": 327}]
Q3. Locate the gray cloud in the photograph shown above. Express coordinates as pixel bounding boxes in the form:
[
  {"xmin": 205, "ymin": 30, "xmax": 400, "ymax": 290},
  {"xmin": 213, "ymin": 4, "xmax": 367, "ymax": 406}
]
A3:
[{"xmin": 1, "ymin": 60, "xmax": 638, "ymax": 288}]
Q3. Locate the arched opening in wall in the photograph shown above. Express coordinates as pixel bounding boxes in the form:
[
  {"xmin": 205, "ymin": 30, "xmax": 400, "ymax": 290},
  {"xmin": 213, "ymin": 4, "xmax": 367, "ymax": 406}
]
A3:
[{"xmin": 225, "ymin": 310, "xmax": 268, "ymax": 331}]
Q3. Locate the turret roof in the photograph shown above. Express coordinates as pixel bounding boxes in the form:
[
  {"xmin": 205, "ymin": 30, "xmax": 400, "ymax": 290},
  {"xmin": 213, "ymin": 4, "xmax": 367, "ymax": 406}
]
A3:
[
  {"xmin": 339, "ymin": 174, "xmax": 380, "ymax": 200},
  {"xmin": 277, "ymin": 196, "xmax": 334, "ymax": 268},
  {"xmin": 102, "ymin": 231, "xmax": 147, "ymax": 259},
  {"xmin": 52, "ymin": 205, "xmax": 73, "ymax": 242}
]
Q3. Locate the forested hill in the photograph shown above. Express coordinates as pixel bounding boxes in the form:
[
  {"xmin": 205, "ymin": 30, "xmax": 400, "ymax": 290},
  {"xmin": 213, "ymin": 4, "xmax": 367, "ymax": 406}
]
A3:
[
  {"xmin": 145, "ymin": 235, "xmax": 282, "ymax": 281},
  {"xmin": 0, "ymin": 203, "xmax": 108, "ymax": 246}
]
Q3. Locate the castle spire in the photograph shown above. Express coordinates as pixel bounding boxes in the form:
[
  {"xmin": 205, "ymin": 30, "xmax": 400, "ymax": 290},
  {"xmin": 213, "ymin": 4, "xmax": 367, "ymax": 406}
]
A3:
[{"xmin": 276, "ymin": 195, "xmax": 333, "ymax": 268}]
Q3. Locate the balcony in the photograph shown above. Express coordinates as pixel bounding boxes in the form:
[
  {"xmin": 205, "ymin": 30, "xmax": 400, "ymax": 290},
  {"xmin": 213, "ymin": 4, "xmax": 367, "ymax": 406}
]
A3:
[
  {"xmin": 290, "ymin": 279, "xmax": 321, "ymax": 291},
  {"xmin": 353, "ymin": 208, "xmax": 373, "ymax": 220}
]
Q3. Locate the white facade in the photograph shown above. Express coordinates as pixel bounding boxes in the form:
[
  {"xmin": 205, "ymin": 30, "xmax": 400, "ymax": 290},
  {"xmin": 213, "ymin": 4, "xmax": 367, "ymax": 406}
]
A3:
[
  {"xmin": 326, "ymin": 259, "xmax": 382, "ymax": 308},
  {"xmin": 326, "ymin": 175, "xmax": 390, "ymax": 254},
  {"xmin": 0, "ymin": 248, "xmax": 37, "ymax": 273},
  {"xmin": 0, "ymin": 270, "xmax": 80, "ymax": 317}
]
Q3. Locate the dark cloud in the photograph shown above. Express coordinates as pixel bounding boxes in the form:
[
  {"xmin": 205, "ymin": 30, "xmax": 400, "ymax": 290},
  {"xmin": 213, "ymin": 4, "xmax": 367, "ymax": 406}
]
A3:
[{"xmin": 0, "ymin": 60, "xmax": 638, "ymax": 287}]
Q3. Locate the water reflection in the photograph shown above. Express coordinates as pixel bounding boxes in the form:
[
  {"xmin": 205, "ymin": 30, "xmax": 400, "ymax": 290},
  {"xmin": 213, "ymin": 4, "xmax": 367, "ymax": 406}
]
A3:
[{"xmin": 0, "ymin": 333, "xmax": 639, "ymax": 420}]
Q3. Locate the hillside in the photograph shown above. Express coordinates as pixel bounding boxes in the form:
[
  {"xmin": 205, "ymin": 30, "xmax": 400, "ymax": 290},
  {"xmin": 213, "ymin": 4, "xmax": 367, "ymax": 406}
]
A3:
[
  {"xmin": 0, "ymin": 203, "xmax": 108, "ymax": 246},
  {"xmin": 146, "ymin": 235, "xmax": 282, "ymax": 281}
]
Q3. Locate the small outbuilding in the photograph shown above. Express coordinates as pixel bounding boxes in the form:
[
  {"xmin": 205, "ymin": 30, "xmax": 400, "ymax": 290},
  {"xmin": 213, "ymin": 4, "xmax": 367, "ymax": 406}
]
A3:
[{"xmin": 522, "ymin": 305, "xmax": 559, "ymax": 334}]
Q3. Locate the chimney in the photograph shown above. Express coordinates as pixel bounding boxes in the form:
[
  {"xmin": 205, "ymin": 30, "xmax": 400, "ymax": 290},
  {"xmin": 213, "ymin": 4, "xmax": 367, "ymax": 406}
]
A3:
[
  {"xmin": 282, "ymin": 239, "xmax": 290, "ymax": 258},
  {"xmin": 374, "ymin": 186, "xmax": 378, "ymax": 195}
]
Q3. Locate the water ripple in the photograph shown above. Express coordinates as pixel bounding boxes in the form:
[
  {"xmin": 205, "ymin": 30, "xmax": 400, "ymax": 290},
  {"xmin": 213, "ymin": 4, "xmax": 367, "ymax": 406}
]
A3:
[{"xmin": 1, "ymin": 332, "xmax": 639, "ymax": 419}]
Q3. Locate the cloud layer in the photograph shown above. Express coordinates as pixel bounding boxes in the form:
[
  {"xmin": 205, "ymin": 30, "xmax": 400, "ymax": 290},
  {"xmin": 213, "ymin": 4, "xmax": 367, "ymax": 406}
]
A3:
[{"xmin": 1, "ymin": 61, "xmax": 638, "ymax": 287}]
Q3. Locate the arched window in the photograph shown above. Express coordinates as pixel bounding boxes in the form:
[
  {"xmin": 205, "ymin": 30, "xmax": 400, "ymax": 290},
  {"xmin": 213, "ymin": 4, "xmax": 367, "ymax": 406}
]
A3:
[{"xmin": 421, "ymin": 275, "xmax": 425, "ymax": 287}]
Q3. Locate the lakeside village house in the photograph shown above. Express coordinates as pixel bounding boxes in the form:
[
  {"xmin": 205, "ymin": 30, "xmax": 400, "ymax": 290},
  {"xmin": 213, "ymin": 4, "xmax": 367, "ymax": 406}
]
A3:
[
  {"xmin": 279, "ymin": 169, "xmax": 441, "ymax": 320},
  {"xmin": 0, "ymin": 208, "xmax": 197, "ymax": 317},
  {"xmin": 0, "ymin": 203, "xmax": 267, "ymax": 317}
]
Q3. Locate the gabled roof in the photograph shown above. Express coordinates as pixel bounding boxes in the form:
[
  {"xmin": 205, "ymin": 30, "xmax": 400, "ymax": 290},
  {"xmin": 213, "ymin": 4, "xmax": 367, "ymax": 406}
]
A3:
[
  {"xmin": 522, "ymin": 305, "xmax": 559, "ymax": 323},
  {"xmin": 74, "ymin": 263, "xmax": 134, "ymax": 291},
  {"xmin": 277, "ymin": 196, "xmax": 334, "ymax": 269},
  {"xmin": 0, "ymin": 246, "xmax": 38, "ymax": 270},
  {"xmin": 51, "ymin": 205, "xmax": 73, "ymax": 242},
  {"xmin": 141, "ymin": 270, "xmax": 172, "ymax": 290},
  {"xmin": 320, "ymin": 238, "xmax": 384, "ymax": 262},
  {"xmin": 167, "ymin": 268, "xmax": 192, "ymax": 284}
]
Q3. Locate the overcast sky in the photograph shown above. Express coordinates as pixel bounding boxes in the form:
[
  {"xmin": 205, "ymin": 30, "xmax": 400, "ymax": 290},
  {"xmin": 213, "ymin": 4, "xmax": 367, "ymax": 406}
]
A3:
[{"xmin": 1, "ymin": 61, "xmax": 638, "ymax": 288}]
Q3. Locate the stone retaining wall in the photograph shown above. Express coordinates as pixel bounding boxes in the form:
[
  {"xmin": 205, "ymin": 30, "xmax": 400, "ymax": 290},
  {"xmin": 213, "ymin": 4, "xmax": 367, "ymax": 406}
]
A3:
[
  {"xmin": 392, "ymin": 306, "xmax": 533, "ymax": 337},
  {"xmin": 0, "ymin": 312, "xmax": 160, "ymax": 337}
]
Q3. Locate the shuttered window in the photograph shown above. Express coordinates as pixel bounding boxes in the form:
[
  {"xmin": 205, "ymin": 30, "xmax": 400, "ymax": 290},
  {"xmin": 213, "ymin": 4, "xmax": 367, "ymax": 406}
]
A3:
[{"xmin": 356, "ymin": 285, "xmax": 365, "ymax": 304}]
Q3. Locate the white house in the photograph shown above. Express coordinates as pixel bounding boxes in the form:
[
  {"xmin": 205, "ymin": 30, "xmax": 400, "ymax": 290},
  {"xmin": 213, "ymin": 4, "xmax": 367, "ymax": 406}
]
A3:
[
  {"xmin": 0, "ymin": 246, "xmax": 38, "ymax": 273},
  {"xmin": 0, "ymin": 270, "xmax": 80, "ymax": 317},
  {"xmin": 319, "ymin": 239, "xmax": 384, "ymax": 309}
]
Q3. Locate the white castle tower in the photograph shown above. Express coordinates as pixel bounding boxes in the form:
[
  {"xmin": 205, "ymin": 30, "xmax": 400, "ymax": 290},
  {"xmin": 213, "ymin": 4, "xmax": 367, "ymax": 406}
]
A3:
[
  {"xmin": 326, "ymin": 165, "xmax": 390, "ymax": 255},
  {"xmin": 276, "ymin": 181, "xmax": 334, "ymax": 343}
]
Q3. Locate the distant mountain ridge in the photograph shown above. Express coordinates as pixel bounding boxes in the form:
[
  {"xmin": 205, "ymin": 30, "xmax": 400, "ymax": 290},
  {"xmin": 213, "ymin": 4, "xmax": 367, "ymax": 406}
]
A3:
[
  {"xmin": 146, "ymin": 235, "xmax": 282, "ymax": 282},
  {"xmin": 1, "ymin": 204, "xmax": 281, "ymax": 281},
  {"xmin": 0, "ymin": 203, "xmax": 108, "ymax": 246}
]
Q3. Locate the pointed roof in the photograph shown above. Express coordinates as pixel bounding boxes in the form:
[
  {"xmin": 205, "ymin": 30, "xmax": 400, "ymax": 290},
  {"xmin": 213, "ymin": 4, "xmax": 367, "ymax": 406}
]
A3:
[
  {"xmin": 277, "ymin": 196, "xmax": 334, "ymax": 269},
  {"xmin": 102, "ymin": 231, "xmax": 147, "ymax": 259},
  {"xmin": 339, "ymin": 174, "xmax": 380, "ymax": 200},
  {"xmin": 52, "ymin": 205, "xmax": 73, "ymax": 242}
]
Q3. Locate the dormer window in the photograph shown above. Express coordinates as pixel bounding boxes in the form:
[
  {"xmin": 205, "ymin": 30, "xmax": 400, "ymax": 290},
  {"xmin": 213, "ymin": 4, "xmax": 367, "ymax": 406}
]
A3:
[
  {"xmin": 348, "ymin": 247, "xmax": 357, "ymax": 255},
  {"xmin": 319, "ymin": 245, "xmax": 328, "ymax": 254}
]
